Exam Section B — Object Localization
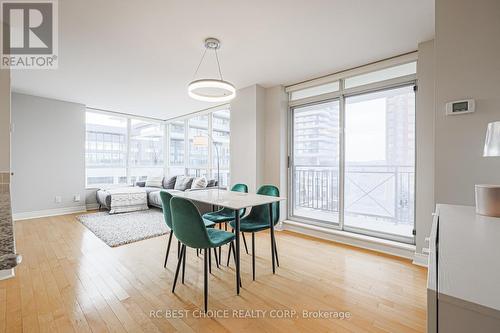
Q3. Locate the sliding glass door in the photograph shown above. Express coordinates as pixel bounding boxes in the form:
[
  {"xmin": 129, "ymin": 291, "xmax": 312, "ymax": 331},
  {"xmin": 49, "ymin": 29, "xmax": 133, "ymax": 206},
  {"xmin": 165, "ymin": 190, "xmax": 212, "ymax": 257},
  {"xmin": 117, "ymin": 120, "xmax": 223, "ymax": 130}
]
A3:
[
  {"xmin": 291, "ymin": 100, "xmax": 341, "ymax": 225},
  {"xmin": 289, "ymin": 84, "xmax": 415, "ymax": 243},
  {"xmin": 344, "ymin": 86, "xmax": 415, "ymax": 239}
]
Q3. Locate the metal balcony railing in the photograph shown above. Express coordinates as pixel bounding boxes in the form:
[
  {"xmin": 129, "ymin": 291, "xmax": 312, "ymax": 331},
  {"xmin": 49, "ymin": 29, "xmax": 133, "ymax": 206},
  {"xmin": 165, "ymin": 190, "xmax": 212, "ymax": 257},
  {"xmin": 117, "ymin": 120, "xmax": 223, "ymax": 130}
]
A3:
[{"xmin": 293, "ymin": 165, "xmax": 414, "ymax": 224}]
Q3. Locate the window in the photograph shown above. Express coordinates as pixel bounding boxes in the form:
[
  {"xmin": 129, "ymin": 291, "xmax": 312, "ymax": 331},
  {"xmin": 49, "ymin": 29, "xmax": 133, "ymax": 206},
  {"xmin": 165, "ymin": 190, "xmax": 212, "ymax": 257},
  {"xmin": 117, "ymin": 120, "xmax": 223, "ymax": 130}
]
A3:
[
  {"xmin": 212, "ymin": 109, "xmax": 230, "ymax": 186},
  {"xmin": 129, "ymin": 119, "xmax": 164, "ymax": 183},
  {"xmin": 288, "ymin": 60, "xmax": 416, "ymax": 244},
  {"xmin": 344, "ymin": 86, "xmax": 415, "ymax": 238},
  {"xmin": 85, "ymin": 112, "xmax": 164, "ymax": 187},
  {"xmin": 292, "ymin": 100, "xmax": 340, "ymax": 224},
  {"xmin": 290, "ymin": 81, "xmax": 339, "ymax": 101},
  {"xmin": 167, "ymin": 121, "xmax": 185, "ymax": 176},
  {"xmin": 85, "ymin": 112, "xmax": 128, "ymax": 186},
  {"xmin": 166, "ymin": 107, "xmax": 231, "ymax": 187},
  {"xmin": 188, "ymin": 115, "xmax": 209, "ymax": 169},
  {"xmin": 344, "ymin": 62, "xmax": 416, "ymax": 89}
]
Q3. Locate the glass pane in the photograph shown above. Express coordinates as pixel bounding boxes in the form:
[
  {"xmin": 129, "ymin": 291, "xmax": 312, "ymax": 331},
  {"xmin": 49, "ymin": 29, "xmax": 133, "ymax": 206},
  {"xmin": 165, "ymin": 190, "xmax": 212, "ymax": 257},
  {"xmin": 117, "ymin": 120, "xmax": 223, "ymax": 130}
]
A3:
[
  {"xmin": 189, "ymin": 115, "xmax": 209, "ymax": 168},
  {"xmin": 292, "ymin": 100, "xmax": 340, "ymax": 224},
  {"xmin": 129, "ymin": 119, "xmax": 164, "ymax": 181},
  {"xmin": 344, "ymin": 62, "xmax": 416, "ymax": 89},
  {"xmin": 168, "ymin": 121, "xmax": 185, "ymax": 167},
  {"xmin": 212, "ymin": 109, "xmax": 230, "ymax": 186},
  {"xmin": 344, "ymin": 86, "xmax": 415, "ymax": 238},
  {"xmin": 290, "ymin": 81, "xmax": 340, "ymax": 101},
  {"xmin": 85, "ymin": 111, "xmax": 127, "ymax": 186}
]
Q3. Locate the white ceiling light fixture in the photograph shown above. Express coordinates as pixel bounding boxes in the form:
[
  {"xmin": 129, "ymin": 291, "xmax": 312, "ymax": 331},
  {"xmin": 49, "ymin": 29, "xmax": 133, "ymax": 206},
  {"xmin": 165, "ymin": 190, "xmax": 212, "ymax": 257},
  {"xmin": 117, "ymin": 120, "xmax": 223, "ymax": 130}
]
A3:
[{"xmin": 188, "ymin": 38, "xmax": 236, "ymax": 103}]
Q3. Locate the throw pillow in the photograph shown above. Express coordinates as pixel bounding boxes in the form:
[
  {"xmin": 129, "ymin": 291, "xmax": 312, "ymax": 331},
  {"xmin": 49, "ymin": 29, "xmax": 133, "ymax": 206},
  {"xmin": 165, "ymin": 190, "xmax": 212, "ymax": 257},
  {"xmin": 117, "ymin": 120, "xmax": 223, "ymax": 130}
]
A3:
[
  {"xmin": 207, "ymin": 179, "xmax": 217, "ymax": 187},
  {"xmin": 174, "ymin": 176, "xmax": 194, "ymax": 191},
  {"xmin": 163, "ymin": 176, "xmax": 177, "ymax": 189},
  {"xmin": 145, "ymin": 176, "xmax": 163, "ymax": 188},
  {"xmin": 191, "ymin": 176, "xmax": 208, "ymax": 189}
]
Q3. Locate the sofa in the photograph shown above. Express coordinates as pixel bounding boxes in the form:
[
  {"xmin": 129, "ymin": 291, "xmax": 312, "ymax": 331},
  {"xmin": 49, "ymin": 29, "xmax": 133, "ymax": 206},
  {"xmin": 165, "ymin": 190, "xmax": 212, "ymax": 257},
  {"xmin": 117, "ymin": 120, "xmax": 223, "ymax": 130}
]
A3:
[{"xmin": 96, "ymin": 175, "xmax": 219, "ymax": 214}]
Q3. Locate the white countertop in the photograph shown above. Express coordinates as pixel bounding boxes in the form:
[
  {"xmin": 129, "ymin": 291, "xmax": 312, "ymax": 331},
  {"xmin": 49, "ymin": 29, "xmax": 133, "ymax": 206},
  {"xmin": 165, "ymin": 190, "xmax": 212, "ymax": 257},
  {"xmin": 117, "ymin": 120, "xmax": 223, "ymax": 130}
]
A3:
[
  {"xmin": 435, "ymin": 204, "xmax": 500, "ymax": 311},
  {"xmin": 170, "ymin": 188, "xmax": 286, "ymax": 210}
]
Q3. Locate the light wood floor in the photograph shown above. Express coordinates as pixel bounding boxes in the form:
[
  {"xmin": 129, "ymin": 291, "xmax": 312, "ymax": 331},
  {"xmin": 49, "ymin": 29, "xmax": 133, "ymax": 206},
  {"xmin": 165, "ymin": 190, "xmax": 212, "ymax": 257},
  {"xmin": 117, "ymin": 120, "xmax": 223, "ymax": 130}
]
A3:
[{"xmin": 0, "ymin": 213, "xmax": 427, "ymax": 333}]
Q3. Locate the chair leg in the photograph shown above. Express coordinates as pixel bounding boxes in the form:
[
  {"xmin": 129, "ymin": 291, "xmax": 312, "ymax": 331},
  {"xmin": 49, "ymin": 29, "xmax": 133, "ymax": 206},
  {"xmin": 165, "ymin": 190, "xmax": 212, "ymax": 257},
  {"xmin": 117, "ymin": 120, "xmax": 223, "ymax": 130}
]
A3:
[
  {"xmin": 172, "ymin": 244, "xmax": 185, "ymax": 293},
  {"xmin": 224, "ymin": 223, "xmax": 227, "ymax": 231},
  {"xmin": 218, "ymin": 246, "xmax": 222, "ymax": 266},
  {"xmin": 164, "ymin": 232, "xmax": 173, "ymax": 268},
  {"xmin": 177, "ymin": 241, "xmax": 181, "ymax": 259},
  {"xmin": 213, "ymin": 247, "xmax": 220, "ymax": 269},
  {"xmin": 182, "ymin": 244, "xmax": 186, "ymax": 284},
  {"xmin": 252, "ymin": 233, "xmax": 256, "ymax": 280},
  {"xmin": 204, "ymin": 248, "xmax": 208, "ymax": 313},
  {"xmin": 226, "ymin": 242, "xmax": 232, "ymax": 266},
  {"xmin": 209, "ymin": 248, "xmax": 212, "ymax": 274},
  {"xmin": 273, "ymin": 237, "xmax": 280, "ymax": 267},
  {"xmin": 242, "ymin": 233, "xmax": 249, "ymax": 254}
]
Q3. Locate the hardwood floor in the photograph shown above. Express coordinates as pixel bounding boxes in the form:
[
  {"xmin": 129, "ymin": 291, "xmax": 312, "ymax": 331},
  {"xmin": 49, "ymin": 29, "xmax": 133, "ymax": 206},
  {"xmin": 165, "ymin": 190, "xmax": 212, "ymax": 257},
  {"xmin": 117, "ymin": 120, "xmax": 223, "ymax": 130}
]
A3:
[{"xmin": 0, "ymin": 212, "xmax": 427, "ymax": 333}]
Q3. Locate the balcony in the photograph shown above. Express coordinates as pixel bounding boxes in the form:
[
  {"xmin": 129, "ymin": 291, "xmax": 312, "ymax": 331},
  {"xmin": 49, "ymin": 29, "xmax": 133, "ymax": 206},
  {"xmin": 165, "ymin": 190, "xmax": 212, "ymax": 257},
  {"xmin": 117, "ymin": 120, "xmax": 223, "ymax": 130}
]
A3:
[{"xmin": 293, "ymin": 165, "xmax": 414, "ymax": 237}]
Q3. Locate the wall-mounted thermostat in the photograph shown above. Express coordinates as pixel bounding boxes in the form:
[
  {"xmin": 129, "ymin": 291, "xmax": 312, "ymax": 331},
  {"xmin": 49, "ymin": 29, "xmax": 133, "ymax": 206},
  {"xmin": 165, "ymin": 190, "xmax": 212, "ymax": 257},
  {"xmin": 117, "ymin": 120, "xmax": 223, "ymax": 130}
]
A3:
[{"xmin": 446, "ymin": 99, "xmax": 475, "ymax": 115}]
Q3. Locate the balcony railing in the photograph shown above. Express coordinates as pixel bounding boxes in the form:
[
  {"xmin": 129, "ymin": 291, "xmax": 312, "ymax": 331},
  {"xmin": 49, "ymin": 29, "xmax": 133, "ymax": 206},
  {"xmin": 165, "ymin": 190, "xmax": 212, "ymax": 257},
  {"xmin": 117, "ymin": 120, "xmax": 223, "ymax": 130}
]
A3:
[{"xmin": 293, "ymin": 165, "xmax": 414, "ymax": 224}]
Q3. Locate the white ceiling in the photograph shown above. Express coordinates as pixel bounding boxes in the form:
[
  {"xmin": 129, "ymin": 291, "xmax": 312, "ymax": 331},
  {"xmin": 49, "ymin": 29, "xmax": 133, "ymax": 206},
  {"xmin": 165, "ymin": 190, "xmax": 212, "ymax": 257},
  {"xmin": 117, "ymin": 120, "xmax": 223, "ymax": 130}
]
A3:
[{"xmin": 11, "ymin": 0, "xmax": 434, "ymax": 120}]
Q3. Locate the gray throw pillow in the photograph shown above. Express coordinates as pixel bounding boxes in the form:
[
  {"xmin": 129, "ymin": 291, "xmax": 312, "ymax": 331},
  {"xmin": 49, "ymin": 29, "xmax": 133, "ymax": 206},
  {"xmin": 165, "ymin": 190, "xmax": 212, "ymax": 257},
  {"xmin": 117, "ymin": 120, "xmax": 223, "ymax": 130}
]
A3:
[
  {"xmin": 174, "ymin": 176, "xmax": 194, "ymax": 191},
  {"xmin": 207, "ymin": 179, "xmax": 217, "ymax": 187},
  {"xmin": 191, "ymin": 176, "xmax": 208, "ymax": 189},
  {"xmin": 163, "ymin": 176, "xmax": 177, "ymax": 189}
]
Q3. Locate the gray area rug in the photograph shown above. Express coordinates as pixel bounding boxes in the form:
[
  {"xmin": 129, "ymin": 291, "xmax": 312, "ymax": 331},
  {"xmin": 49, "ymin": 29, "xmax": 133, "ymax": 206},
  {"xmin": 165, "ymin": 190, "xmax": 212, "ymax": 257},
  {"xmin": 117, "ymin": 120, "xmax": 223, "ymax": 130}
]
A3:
[{"xmin": 77, "ymin": 208, "xmax": 169, "ymax": 247}]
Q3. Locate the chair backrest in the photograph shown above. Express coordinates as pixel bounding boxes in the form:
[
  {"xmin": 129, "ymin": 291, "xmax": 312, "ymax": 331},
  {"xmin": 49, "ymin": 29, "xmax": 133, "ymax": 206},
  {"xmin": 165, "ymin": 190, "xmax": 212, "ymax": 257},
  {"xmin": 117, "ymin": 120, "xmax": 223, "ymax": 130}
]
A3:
[
  {"xmin": 159, "ymin": 190, "xmax": 173, "ymax": 229},
  {"xmin": 232, "ymin": 183, "xmax": 248, "ymax": 193},
  {"xmin": 220, "ymin": 183, "xmax": 248, "ymax": 216},
  {"xmin": 247, "ymin": 185, "xmax": 280, "ymax": 225},
  {"xmin": 170, "ymin": 197, "xmax": 212, "ymax": 248}
]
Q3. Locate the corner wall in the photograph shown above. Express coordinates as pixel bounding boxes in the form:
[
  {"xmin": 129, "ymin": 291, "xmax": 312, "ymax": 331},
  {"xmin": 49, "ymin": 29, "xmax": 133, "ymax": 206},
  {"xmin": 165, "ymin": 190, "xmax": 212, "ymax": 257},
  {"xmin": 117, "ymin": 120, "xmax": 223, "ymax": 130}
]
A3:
[
  {"xmin": 415, "ymin": 39, "xmax": 435, "ymax": 255},
  {"xmin": 435, "ymin": 0, "xmax": 500, "ymax": 205},
  {"xmin": 11, "ymin": 93, "xmax": 87, "ymax": 218}
]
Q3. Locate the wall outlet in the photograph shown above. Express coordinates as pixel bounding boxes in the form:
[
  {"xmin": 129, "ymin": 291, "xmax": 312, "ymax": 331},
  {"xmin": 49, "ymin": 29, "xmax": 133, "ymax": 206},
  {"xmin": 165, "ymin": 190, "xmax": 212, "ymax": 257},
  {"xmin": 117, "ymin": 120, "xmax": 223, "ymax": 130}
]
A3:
[
  {"xmin": 55, "ymin": 196, "xmax": 62, "ymax": 203},
  {"xmin": 74, "ymin": 194, "xmax": 81, "ymax": 202}
]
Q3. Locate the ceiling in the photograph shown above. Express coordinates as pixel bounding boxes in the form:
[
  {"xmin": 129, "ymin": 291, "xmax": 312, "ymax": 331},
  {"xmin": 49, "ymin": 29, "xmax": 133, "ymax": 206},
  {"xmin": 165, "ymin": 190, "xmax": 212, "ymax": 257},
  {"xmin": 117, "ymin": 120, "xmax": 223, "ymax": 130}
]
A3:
[{"xmin": 11, "ymin": 0, "xmax": 434, "ymax": 120}]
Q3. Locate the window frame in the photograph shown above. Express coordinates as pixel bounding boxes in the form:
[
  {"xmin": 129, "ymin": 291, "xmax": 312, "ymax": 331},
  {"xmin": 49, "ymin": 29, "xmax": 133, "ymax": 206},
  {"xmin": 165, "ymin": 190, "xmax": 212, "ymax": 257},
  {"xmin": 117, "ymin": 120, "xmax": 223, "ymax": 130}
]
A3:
[
  {"xmin": 165, "ymin": 105, "xmax": 231, "ymax": 187},
  {"xmin": 85, "ymin": 110, "xmax": 165, "ymax": 189},
  {"xmin": 287, "ymin": 57, "xmax": 417, "ymax": 245}
]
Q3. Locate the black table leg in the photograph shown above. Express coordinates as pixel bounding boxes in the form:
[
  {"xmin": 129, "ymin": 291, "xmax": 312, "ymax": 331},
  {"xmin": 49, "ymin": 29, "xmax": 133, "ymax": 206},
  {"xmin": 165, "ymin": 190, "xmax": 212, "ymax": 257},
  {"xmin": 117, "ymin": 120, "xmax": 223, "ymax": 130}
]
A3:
[
  {"xmin": 234, "ymin": 209, "xmax": 241, "ymax": 294},
  {"xmin": 269, "ymin": 203, "xmax": 276, "ymax": 274}
]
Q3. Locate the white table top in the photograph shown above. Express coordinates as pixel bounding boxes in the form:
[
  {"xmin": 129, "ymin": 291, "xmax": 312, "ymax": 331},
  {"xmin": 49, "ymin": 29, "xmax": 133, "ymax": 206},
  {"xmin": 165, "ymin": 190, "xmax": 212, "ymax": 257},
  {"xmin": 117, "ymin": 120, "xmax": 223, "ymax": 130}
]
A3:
[
  {"xmin": 170, "ymin": 188, "xmax": 286, "ymax": 210},
  {"xmin": 433, "ymin": 204, "xmax": 500, "ymax": 311}
]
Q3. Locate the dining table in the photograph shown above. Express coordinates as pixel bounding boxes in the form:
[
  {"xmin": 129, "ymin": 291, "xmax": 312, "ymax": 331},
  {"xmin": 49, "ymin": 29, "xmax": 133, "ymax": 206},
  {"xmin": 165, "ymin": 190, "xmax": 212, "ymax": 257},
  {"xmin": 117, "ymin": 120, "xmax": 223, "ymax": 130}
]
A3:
[{"xmin": 170, "ymin": 188, "xmax": 286, "ymax": 294}]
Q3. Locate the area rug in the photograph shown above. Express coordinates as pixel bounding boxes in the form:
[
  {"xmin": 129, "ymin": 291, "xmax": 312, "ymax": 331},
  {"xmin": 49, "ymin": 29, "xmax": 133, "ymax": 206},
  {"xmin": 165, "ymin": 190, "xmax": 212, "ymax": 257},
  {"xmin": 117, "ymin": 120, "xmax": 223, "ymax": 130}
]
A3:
[{"xmin": 76, "ymin": 208, "xmax": 169, "ymax": 247}]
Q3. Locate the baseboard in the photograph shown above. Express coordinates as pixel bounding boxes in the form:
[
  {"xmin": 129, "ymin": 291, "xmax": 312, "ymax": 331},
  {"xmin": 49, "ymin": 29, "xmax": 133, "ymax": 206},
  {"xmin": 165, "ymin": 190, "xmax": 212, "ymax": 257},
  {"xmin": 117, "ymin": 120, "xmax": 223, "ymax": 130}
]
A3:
[
  {"xmin": 282, "ymin": 220, "xmax": 416, "ymax": 260},
  {"xmin": 412, "ymin": 252, "xmax": 429, "ymax": 267},
  {"xmin": 86, "ymin": 203, "xmax": 100, "ymax": 211},
  {"xmin": 0, "ymin": 268, "xmax": 15, "ymax": 280},
  {"xmin": 13, "ymin": 205, "xmax": 88, "ymax": 221}
]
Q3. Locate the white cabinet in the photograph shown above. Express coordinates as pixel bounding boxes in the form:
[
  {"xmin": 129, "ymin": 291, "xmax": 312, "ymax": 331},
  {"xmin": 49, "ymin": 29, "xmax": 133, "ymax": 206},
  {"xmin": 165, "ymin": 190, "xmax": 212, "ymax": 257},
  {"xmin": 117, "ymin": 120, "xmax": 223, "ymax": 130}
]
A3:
[{"xmin": 427, "ymin": 205, "xmax": 500, "ymax": 333}]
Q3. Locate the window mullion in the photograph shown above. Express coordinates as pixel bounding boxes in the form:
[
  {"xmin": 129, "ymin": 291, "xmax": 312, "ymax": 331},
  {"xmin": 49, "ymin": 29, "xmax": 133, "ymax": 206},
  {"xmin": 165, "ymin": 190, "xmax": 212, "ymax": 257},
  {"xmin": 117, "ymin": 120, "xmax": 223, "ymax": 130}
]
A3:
[{"xmin": 126, "ymin": 118, "xmax": 131, "ymax": 184}]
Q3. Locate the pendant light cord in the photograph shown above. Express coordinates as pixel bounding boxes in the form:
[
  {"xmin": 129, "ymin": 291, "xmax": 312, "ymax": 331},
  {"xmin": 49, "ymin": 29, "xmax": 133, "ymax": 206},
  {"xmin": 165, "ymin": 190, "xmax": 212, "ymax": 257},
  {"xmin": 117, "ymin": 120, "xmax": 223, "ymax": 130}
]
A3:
[
  {"xmin": 214, "ymin": 48, "xmax": 223, "ymax": 81},
  {"xmin": 191, "ymin": 47, "xmax": 208, "ymax": 81}
]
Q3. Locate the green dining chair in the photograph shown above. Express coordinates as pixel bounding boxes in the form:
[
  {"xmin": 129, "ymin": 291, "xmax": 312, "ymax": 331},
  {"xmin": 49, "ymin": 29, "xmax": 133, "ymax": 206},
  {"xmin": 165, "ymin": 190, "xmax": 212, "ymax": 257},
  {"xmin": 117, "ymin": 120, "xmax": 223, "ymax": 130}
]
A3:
[
  {"xmin": 160, "ymin": 191, "xmax": 216, "ymax": 269},
  {"xmin": 202, "ymin": 183, "xmax": 250, "ymax": 261},
  {"xmin": 229, "ymin": 185, "xmax": 280, "ymax": 281},
  {"xmin": 170, "ymin": 197, "xmax": 236, "ymax": 312}
]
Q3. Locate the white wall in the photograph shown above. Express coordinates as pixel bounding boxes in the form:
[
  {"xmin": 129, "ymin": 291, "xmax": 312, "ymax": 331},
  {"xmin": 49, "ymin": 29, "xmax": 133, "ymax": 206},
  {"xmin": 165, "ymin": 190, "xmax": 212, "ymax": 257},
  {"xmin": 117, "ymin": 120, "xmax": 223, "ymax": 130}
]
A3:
[
  {"xmin": 11, "ymin": 93, "xmax": 86, "ymax": 216},
  {"xmin": 230, "ymin": 84, "xmax": 265, "ymax": 193},
  {"xmin": 0, "ymin": 67, "xmax": 10, "ymax": 173},
  {"xmin": 263, "ymin": 85, "xmax": 289, "ymax": 220},
  {"xmin": 415, "ymin": 39, "xmax": 435, "ymax": 254},
  {"xmin": 435, "ymin": 0, "xmax": 500, "ymax": 205}
]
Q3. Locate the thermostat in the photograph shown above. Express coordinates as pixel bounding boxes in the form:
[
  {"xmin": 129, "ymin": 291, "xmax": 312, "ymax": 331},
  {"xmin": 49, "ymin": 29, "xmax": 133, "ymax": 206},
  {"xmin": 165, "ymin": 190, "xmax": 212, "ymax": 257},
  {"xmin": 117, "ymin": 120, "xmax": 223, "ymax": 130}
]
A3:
[{"xmin": 446, "ymin": 99, "xmax": 475, "ymax": 115}]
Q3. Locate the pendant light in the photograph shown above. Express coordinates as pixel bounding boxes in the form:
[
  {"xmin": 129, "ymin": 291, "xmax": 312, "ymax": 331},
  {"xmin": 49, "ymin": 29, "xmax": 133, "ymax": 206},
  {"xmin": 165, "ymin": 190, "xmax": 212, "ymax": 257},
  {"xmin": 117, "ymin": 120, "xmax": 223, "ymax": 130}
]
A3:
[{"xmin": 188, "ymin": 38, "xmax": 236, "ymax": 102}]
